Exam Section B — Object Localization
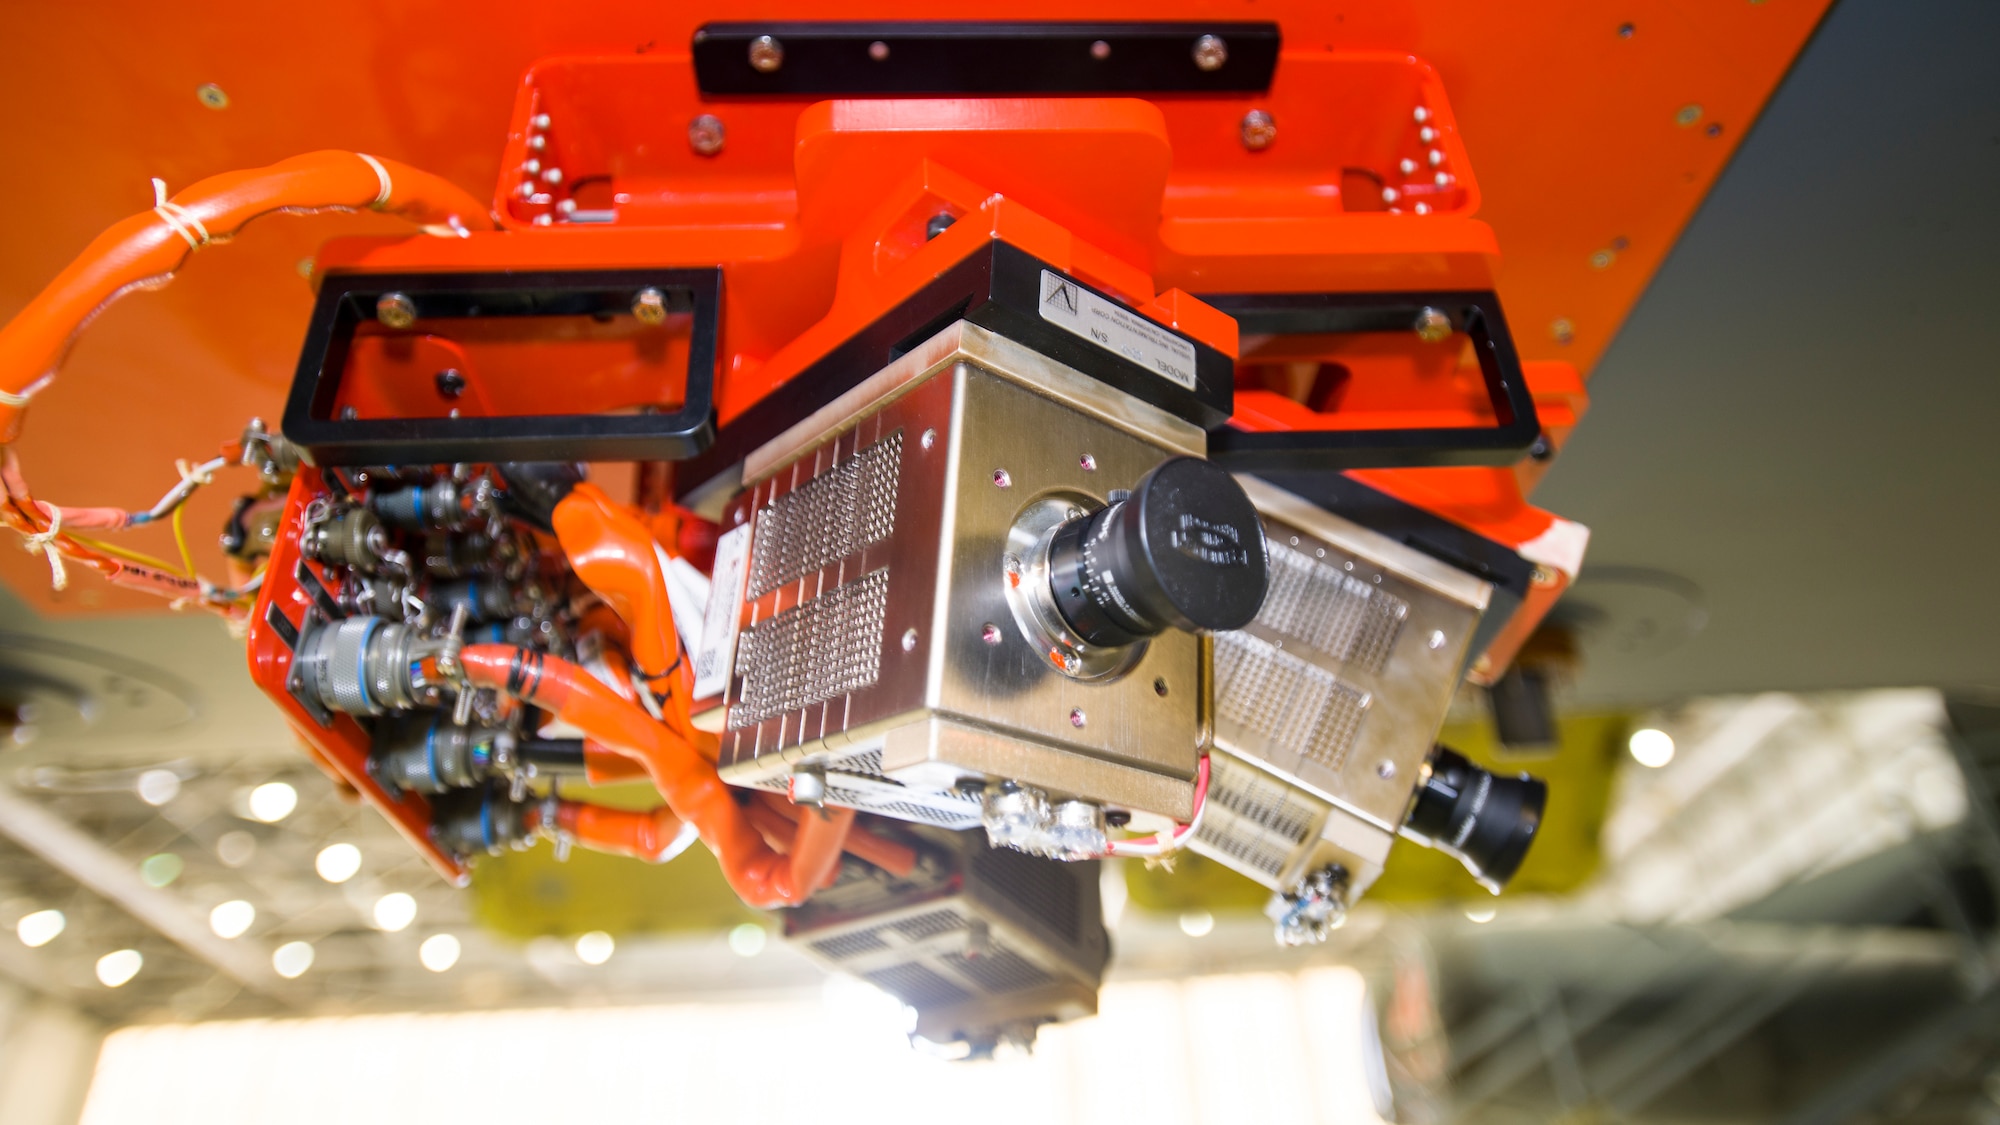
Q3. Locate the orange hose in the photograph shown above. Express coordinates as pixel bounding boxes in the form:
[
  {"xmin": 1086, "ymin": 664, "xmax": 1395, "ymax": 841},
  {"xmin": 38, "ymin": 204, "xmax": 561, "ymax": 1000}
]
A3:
[
  {"xmin": 581, "ymin": 739, "xmax": 652, "ymax": 785},
  {"xmin": 748, "ymin": 792, "xmax": 920, "ymax": 878},
  {"xmin": 459, "ymin": 645, "xmax": 853, "ymax": 908},
  {"xmin": 555, "ymin": 800, "xmax": 692, "ymax": 863},
  {"xmin": 0, "ymin": 150, "xmax": 494, "ymax": 607}
]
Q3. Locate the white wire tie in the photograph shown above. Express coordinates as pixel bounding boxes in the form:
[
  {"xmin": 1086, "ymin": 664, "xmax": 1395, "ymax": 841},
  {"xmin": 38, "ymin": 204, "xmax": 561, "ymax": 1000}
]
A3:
[
  {"xmin": 21, "ymin": 508, "xmax": 68, "ymax": 591},
  {"xmin": 175, "ymin": 458, "xmax": 216, "ymax": 488},
  {"xmin": 358, "ymin": 153, "xmax": 393, "ymax": 208},
  {"xmin": 151, "ymin": 178, "xmax": 210, "ymax": 250},
  {"xmin": 0, "ymin": 386, "xmax": 31, "ymax": 407}
]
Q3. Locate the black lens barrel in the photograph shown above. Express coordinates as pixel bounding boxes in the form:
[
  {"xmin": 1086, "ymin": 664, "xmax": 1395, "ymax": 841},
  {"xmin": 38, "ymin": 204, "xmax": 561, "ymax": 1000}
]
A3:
[
  {"xmin": 1045, "ymin": 457, "xmax": 1268, "ymax": 648},
  {"xmin": 1402, "ymin": 746, "xmax": 1547, "ymax": 893}
]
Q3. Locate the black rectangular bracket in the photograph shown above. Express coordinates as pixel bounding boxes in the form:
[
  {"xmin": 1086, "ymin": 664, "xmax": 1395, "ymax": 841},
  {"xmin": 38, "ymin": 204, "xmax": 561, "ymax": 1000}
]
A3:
[
  {"xmin": 281, "ymin": 268, "xmax": 721, "ymax": 466},
  {"xmin": 693, "ymin": 21, "xmax": 1280, "ymax": 97},
  {"xmin": 1201, "ymin": 290, "xmax": 1542, "ymax": 471}
]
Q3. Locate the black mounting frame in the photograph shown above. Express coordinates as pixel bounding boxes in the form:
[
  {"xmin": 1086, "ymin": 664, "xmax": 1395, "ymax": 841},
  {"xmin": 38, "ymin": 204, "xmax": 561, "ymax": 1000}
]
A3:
[
  {"xmin": 1201, "ymin": 290, "xmax": 1541, "ymax": 472},
  {"xmin": 692, "ymin": 21, "xmax": 1281, "ymax": 97},
  {"xmin": 282, "ymin": 269, "xmax": 721, "ymax": 466}
]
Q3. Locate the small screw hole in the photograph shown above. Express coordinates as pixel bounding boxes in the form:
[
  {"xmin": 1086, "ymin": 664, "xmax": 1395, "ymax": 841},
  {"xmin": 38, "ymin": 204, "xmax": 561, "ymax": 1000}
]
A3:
[{"xmin": 1153, "ymin": 678, "xmax": 1169, "ymax": 697}]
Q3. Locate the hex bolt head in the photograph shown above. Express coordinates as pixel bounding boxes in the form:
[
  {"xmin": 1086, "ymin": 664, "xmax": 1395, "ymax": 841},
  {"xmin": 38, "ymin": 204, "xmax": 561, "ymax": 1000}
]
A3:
[
  {"xmin": 376, "ymin": 293, "xmax": 417, "ymax": 329},
  {"xmin": 631, "ymin": 288, "xmax": 668, "ymax": 325},
  {"xmin": 1240, "ymin": 109, "xmax": 1277, "ymax": 151},
  {"xmin": 1414, "ymin": 307, "xmax": 1452, "ymax": 344},
  {"xmin": 1192, "ymin": 34, "xmax": 1228, "ymax": 71},
  {"xmin": 434, "ymin": 369, "xmax": 466, "ymax": 398},
  {"xmin": 748, "ymin": 35, "xmax": 784, "ymax": 73},
  {"xmin": 688, "ymin": 114, "xmax": 726, "ymax": 157}
]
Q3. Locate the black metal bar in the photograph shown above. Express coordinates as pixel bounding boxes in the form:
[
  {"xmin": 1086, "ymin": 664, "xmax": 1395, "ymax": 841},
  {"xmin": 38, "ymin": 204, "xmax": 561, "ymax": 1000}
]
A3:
[
  {"xmin": 1202, "ymin": 290, "xmax": 1542, "ymax": 471},
  {"xmin": 693, "ymin": 21, "xmax": 1280, "ymax": 97},
  {"xmin": 282, "ymin": 269, "xmax": 721, "ymax": 466}
]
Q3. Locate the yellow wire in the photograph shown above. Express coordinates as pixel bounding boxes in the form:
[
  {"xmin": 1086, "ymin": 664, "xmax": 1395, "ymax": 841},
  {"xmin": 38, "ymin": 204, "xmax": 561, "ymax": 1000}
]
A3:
[
  {"xmin": 67, "ymin": 534, "xmax": 183, "ymax": 574},
  {"xmin": 171, "ymin": 504, "xmax": 196, "ymax": 577}
]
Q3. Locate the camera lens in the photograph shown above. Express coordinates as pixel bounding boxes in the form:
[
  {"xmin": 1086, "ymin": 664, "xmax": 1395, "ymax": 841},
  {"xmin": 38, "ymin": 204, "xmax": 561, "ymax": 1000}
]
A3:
[
  {"xmin": 1401, "ymin": 746, "xmax": 1547, "ymax": 893},
  {"xmin": 1045, "ymin": 457, "xmax": 1268, "ymax": 647}
]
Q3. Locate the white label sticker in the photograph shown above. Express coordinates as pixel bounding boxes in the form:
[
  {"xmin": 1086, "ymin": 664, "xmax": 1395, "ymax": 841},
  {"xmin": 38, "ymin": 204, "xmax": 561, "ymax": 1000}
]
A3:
[
  {"xmin": 692, "ymin": 521, "xmax": 752, "ymax": 701},
  {"xmin": 1037, "ymin": 270, "xmax": 1199, "ymax": 391}
]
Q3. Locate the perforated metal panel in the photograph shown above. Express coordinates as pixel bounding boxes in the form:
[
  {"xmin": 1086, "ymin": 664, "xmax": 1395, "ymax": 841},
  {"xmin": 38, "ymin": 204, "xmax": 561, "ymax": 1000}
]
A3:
[
  {"xmin": 1193, "ymin": 751, "xmax": 1331, "ymax": 881},
  {"xmin": 1214, "ymin": 630, "xmax": 1372, "ymax": 773},
  {"xmin": 729, "ymin": 568, "xmax": 889, "ymax": 727},
  {"xmin": 747, "ymin": 432, "xmax": 902, "ymax": 599},
  {"xmin": 1258, "ymin": 540, "xmax": 1409, "ymax": 674}
]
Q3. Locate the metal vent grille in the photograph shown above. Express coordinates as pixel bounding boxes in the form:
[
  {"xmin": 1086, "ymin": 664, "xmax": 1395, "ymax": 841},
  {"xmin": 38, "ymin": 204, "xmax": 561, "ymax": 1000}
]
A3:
[
  {"xmin": 891, "ymin": 909, "xmax": 966, "ymax": 942},
  {"xmin": 748, "ymin": 432, "xmax": 903, "ymax": 598},
  {"xmin": 1214, "ymin": 631, "xmax": 1371, "ymax": 774},
  {"xmin": 865, "ymin": 963, "xmax": 971, "ymax": 1007},
  {"xmin": 944, "ymin": 948, "xmax": 1056, "ymax": 994},
  {"xmin": 1257, "ymin": 541, "xmax": 1409, "ymax": 674},
  {"xmin": 872, "ymin": 800, "xmax": 982, "ymax": 828},
  {"xmin": 1195, "ymin": 754, "xmax": 1329, "ymax": 879},
  {"xmin": 731, "ymin": 569, "xmax": 890, "ymax": 728},
  {"xmin": 831, "ymin": 748, "xmax": 885, "ymax": 777},
  {"xmin": 973, "ymin": 847, "xmax": 1080, "ymax": 945},
  {"xmin": 810, "ymin": 929, "xmax": 890, "ymax": 960}
]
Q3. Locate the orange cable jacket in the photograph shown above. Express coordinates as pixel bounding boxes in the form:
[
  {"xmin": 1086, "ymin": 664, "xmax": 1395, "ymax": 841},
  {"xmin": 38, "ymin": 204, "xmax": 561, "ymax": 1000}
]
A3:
[
  {"xmin": 555, "ymin": 800, "xmax": 689, "ymax": 863},
  {"xmin": 459, "ymin": 645, "xmax": 853, "ymax": 908},
  {"xmin": 0, "ymin": 150, "xmax": 493, "ymax": 437},
  {"xmin": 581, "ymin": 739, "xmax": 652, "ymax": 785},
  {"xmin": 748, "ymin": 792, "xmax": 920, "ymax": 879}
]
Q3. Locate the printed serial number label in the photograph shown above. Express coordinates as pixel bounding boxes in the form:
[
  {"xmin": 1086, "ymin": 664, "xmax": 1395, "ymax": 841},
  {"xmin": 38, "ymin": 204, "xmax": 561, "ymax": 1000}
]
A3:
[
  {"xmin": 1037, "ymin": 270, "xmax": 1199, "ymax": 391},
  {"xmin": 692, "ymin": 521, "xmax": 752, "ymax": 701}
]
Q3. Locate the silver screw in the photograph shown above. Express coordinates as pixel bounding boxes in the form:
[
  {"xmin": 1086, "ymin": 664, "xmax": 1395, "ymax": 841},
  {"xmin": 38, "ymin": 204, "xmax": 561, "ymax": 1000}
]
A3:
[
  {"xmin": 1532, "ymin": 565, "xmax": 1559, "ymax": 587},
  {"xmin": 1192, "ymin": 35, "xmax": 1228, "ymax": 71},
  {"xmin": 1551, "ymin": 317, "xmax": 1577, "ymax": 345},
  {"xmin": 632, "ymin": 288, "xmax": 668, "ymax": 325},
  {"xmin": 1376, "ymin": 760, "xmax": 1397, "ymax": 780},
  {"xmin": 992, "ymin": 468, "xmax": 1011, "ymax": 489},
  {"xmin": 531, "ymin": 113, "xmax": 551, "ymax": 130},
  {"xmin": 902, "ymin": 628, "xmax": 919, "ymax": 652},
  {"xmin": 1414, "ymin": 106, "xmax": 1430, "ymax": 123},
  {"xmin": 868, "ymin": 40, "xmax": 889, "ymax": 61},
  {"xmin": 1090, "ymin": 40, "xmax": 1111, "ymax": 60},
  {"xmin": 1428, "ymin": 630, "xmax": 1446, "ymax": 650},
  {"xmin": 1069, "ymin": 708, "xmax": 1087, "ymax": 728},
  {"xmin": 688, "ymin": 114, "xmax": 725, "ymax": 156},
  {"xmin": 541, "ymin": 167, "xmax": 563, "ymax": 185},
  {"xmin": 1240, "ymin": 109, "xmax": 1277, "ymax": 151},
  {"xmin": 1079, "ymin": 453, "xmax": 1096, "ymax": 472},
  {"xmin": 920, "ymin": 428, "xmax": 936, "ymax": 450},
  {"xmin": 749, "ymin": 35, "xmax": 784, "ymax": 73},
  {"xmin": 981, "ymin": 623, "xmax": 1002, "ymax": 646},
  {"xmin": 1414, "ymin": 307, "xmax": 1451, "ymax": 343},
  {"xmin": 527, "ymin": 135, "xmax": 547, "ymax": 152},
  {"xmin": 376, "ymin": 293, "xmax": 417, "ymax": 329}
]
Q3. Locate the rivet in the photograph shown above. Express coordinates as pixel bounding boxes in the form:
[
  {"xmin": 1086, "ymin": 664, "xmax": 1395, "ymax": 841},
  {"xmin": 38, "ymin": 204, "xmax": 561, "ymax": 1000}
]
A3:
[
  {"xmin": 902, "ymin": 628, "xmax": 919, "ymax": 652},
  {"xmin": 1240, "ymin": 109, "xmax": 1277, "ymax": 151},
  {"xmin": 1551, "ymin": 317, "xmax": 1577, "ymax": 346},
  {"xmin": 1590, "ymin": 249, "xmax": 1615, "ymax": 270},
  {"xmin": 1419, "ymin": 126, "xmax": 1437, "ymax": 144},
  {"xmin": 1400, "ymin": 158, "xmax": 1419, "ymax": 175},
  {"xmin": 868, "ymin": 40, "xmax": 889, "ymax": 61},
  {"xmin": 749, "ymin": 35, "xmax": 784, "ymax": 73},
  {"xmin": 527, "ymin": 135, "xmax": 547, "ymax": 152},
  {"xmin": 1428, "ymin": 148, "xmax": 1445, "ymax": 167},
  {"xmin": 1428, "ymin": 630, "xmax": 1446, "ymax": 650},
  {"xmin": 1090, "ymin": 40, "xmax": 1111, "ymax": 60},
  {"xmin": 920, "ymin": 428, "xmax": 936, "ymax": 450},
  {"xmin": 541, "ymin": 167, "xmax": 563, "ymax": 185},
  {"xmin": 688, "ymin": 114, "xmax": 726, "ymax": 156},
  {"xmin": 196, "ymin": 83, "xmax": 229, "ymax": 110},
  {"xmin": 1676, "ymin": 103, "xmax": 1704, "ymax": 128},
  {"xmin": 1192, "ymin": 34, "xmax": 1227, "ymax": 71},
  {"xmin": 1079, "ymin": 453, "xmax": 1097, "ymax": 472},
  {"xmin": 1376, "ymin": 760, "xmax": 1397, "ymax": 780},
  {"xmin": 531, "ymin": 113, "xmax": 552, "ymax": 130},
  {"xmin": 1413, "ymin": 106, "xmax": 1430, "ymax": 123},
  {"xmin": 1382, "ymin": 187, "xmax": 1400, "ymax": 204},
  {"xmin": 1069, "ymin": 708, "xmax": 1088, "ymax": 728}
]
